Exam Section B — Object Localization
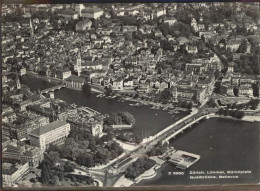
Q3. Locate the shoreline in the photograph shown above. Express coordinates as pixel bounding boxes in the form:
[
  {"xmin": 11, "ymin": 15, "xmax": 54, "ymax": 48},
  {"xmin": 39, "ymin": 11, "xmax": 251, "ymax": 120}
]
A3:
[{"xmin": 114, "ymin": 114, "xmax": 260, "ymax": 187}]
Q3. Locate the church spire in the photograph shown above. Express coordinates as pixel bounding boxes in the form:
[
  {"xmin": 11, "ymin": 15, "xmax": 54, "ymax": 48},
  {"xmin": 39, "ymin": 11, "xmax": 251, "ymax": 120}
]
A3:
[
  {"xmin": 76, "ymin": 50, "xmax": 81, "ymax": 77},
  {"xmin": 15, "ymin": 72, "xmax": 21, "ymax": 90},
  {"xmin": 30, "ymin": 18, "xmax": 34, "ymax": 38}
]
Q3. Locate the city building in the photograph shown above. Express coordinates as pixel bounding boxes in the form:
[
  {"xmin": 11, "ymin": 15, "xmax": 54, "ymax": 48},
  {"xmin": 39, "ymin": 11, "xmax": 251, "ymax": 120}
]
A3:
[
  {"xmin": 3, "ymin": 141, "xmax": 43, "ymax": 167},
  {"xmin": 65, "ymin": 75, "xmax": 85, "ymax": 90},
  {"xmin": 75, "ymin": 19, "xmax": 92, "ymax": 31},
  {"xmin": 29, "ymin": 120, "xmax": 71, "ymax": 151},
  {"xmin": 81, "ymin": 7, "xmax": 103, "ymax": 19},
  {"xmin": 2, "ymin": 162, "xmax": 29, "ymax": 187}
]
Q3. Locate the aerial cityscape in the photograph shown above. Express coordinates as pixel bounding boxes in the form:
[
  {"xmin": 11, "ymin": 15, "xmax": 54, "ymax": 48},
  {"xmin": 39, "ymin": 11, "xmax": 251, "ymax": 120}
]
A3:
[{"xmin": 2, "ymin": 2, "xmax": 260, "ymax": 188}]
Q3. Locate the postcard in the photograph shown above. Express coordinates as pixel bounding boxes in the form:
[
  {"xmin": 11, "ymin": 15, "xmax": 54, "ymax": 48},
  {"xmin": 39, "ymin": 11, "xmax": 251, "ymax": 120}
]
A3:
[{"xmin": 1, "ymin": 1, "xmax": 260, "ymax": 189}]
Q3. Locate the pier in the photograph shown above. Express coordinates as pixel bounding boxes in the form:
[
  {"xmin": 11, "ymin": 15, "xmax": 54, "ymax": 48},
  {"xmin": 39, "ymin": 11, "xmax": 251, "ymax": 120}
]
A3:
[
  {"xmin": 80, "ymin": 106, "xmax": 101, "ymax": 115},
  {"xmin": 167, "ymin": 150, "xmax": 200, "ymax": 170}
]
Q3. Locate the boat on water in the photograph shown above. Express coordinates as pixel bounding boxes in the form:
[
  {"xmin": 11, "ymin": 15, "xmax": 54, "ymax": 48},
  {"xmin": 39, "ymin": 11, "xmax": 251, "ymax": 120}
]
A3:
[
  {"xmin": 151, "ymin": 106, "xmax": 156, "ymax": 109},
  {"xmin": 134, "ymin": 103, "xmax": 141, "ymax": 107},
  {"xmin": 71, "ymin": 103, "xmax": 77, "ymax": 108}
]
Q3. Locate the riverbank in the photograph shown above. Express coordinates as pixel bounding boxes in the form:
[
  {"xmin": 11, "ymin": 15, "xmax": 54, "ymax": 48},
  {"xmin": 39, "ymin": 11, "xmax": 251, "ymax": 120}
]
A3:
[{"xmin": 209, "ymin": 114, "xmax": 260, "ymax": 123}]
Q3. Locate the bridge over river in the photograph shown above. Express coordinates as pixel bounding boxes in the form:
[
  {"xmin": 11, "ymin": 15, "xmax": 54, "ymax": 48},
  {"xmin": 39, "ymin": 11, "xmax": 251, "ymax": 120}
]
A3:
[{"xmin": 40, "ymin": 84, "xmax": 65, "ymax": 94}]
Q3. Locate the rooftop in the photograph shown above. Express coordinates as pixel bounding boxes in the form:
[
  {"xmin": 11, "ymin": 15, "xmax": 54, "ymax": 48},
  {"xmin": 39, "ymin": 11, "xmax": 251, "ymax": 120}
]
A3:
[{"xmin": 30, "ymin": 120, "xmax": 69, "ymax": 136}]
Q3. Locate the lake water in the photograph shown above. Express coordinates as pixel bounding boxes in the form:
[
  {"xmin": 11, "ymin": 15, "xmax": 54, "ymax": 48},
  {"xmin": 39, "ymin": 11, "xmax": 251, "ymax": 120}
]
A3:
[{"xmin": 138, "ymin": 117, "xmax": 260, "ymax": 185}]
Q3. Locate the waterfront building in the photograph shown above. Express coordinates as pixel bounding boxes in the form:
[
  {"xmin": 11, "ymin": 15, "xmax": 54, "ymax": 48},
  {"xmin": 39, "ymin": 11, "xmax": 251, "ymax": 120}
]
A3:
[
  {"xmin": 65, "ymin": 75, "xmax": 85, "ymax": 90},
  {"xmin": 196, "ymin": 88, "xmax": 207, "ymax": 103},
  {"xmin": 112, "ymin": 77, "xmax": 124, "ymax": 90},
  {"xmin": 2, "ymin": 162, "xmax": 29, "ymax": 187},
  {"xmin": 177, "ymin": 88, "xmax": 196, "ymax": 102},
  {"xmin": 238, "ymin": 83, "xmax": 253, "ymax": 97},
  {"xmin": 29, "ymin": 120, "xmax": 71, "ymax": 151}
]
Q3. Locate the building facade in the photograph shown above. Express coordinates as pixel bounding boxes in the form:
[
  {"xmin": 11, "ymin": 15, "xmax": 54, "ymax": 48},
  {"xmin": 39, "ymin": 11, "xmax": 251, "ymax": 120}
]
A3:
[
  {"xmin": 29, "ymin": 120, "xmax": 70, "ymax": 151},
  {"xmin": 2, "ymin": 162, "xmax": 29, "ymax": 186}
]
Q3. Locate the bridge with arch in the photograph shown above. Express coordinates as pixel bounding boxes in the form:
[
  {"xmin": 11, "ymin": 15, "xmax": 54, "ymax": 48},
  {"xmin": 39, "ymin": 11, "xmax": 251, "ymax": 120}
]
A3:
[{"xmin": 40, "ymin": 84, "xmax": 66, "ymax": 94}]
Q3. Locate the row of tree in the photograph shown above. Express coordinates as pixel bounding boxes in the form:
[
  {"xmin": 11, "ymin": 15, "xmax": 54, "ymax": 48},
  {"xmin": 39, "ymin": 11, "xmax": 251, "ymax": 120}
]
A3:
[
  {"xmin": 125, "ymin": 157, "xmax": 156, "ymax": 180},
  {"xmin": 217, "ymin": 108, "xmax": 245, "ymax": 119},
  {"xmin": 147, "ymin": 141, "xmax": 169, "ymax": 156},
  {"xmin": 104, "ymin": 111, "xmax": 136, "ymax": 126}
]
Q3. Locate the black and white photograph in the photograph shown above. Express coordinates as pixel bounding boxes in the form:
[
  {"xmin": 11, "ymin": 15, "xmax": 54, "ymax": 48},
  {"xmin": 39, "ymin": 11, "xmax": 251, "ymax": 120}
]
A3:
[{"xmin": 1, "ymin": 2, "xmax": 260, "ymax": 189}]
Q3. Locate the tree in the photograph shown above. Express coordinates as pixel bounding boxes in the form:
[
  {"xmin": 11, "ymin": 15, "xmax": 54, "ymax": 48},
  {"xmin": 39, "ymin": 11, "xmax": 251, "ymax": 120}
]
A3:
[
  {"xmin": 64, "ymin": 162, "xmax": 74, "ymax": 172},
  {"xmin": 218, "ymin": 108, "xmax": 224, "ymax": 115},
  {"xmin": 233, "ymin": 87, "xmax": 239, "ymax": 97},
  {"xmin": 105, "ymin": 86, "xmax": 113, "ymax": 96},
  {"xmin": 45, "ymin": 151, "xmax": 60, "ymax": 165},
  {"xmin": 187, "ymin": 102, "xmax": 193, "ymax": 109},
  {"xmin": 82, "ymin": 83, "xmax": 92, "ymax": 96},
  {"xmin": 223, "ymin": 109, "xmax": 229, "ymax": 116},
  {"xmin": 91, "ymin": 19, "xmax": 99, "ymax": 29},
  {"xmin": 236, "ymin": 111, "xmax": 245, "ymax": 119},
  {"xmin": 76, "ymin": 153, "xmax": 95, "ymax": 168},
  {"xmin": 41, "ymin": 164, "xmax": 52, "ymax": 185},
  {"xmin": 133, "ymin": 93, "xmax": 139, "ymax": 99},
  {"xmin": 160, "ymin": 89, "xmax": 171, "ymax": 100},
  {"xmin": 57, "ymin": 171, "xmax": 65, "ymax": 181},
  {"xmin": 30, "ymin": 178, "xmax": 36, "ymax": 183},
  {"xmin": 125, "ymin": 157, "xmax": 156, "ymax": 179}
]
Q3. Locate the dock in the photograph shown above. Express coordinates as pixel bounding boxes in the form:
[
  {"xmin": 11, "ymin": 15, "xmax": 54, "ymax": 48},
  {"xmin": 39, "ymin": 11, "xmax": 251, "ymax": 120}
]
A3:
[{"xmin": 166, "ymin": 150, "xmax": 200, "ymax": 170}]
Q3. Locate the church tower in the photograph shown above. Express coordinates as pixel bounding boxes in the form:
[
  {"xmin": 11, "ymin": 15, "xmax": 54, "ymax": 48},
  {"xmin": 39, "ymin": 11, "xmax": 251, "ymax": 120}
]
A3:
[
  {"xmin": 29, "ymin": 18, "xmax": 34, "ymax": 38},
  {"xmin": 16, "ymin": 73, "xmax": 21, "ymax": 90},
  {"xmin": 191, "ymin": 18, "xmax": 198, "ymax": 32},
  {"xmin": 76, "ymin": 50, "xmax": 81, "ymax": 76}
]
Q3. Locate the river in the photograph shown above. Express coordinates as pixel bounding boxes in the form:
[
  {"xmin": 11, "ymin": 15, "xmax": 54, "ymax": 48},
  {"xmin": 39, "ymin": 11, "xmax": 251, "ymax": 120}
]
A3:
[
  {"xmin": 21, "ymin": 75, "xmax": 188, "ymax": 139},
  {"xmin": 21, "ymin": 74, "xmax": 260, "ymax": 185}
]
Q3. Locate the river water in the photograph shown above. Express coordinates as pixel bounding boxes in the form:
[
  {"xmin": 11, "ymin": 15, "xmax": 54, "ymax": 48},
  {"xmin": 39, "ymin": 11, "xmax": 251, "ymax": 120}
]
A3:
[
  {"xmin": 21, "ymin": 75, "xmax": 260, "ymax": 185},
  {"xmin": 21, "ymin": 75, "xmax": 188, "ymax": 139}
]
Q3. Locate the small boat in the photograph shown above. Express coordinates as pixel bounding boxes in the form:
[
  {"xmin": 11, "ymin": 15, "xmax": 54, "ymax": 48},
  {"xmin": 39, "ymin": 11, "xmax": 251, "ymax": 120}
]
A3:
[
  {"xmin": 210, "ymin": 136, "xmax": 213, "ymax": 139},
  {"xmin": 210, "ymin": 147, "xmax": 213, "ymax": 150},
  {"xmin": 71, "ymin": 103, "xmax": 77, "ymax": 108}
]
